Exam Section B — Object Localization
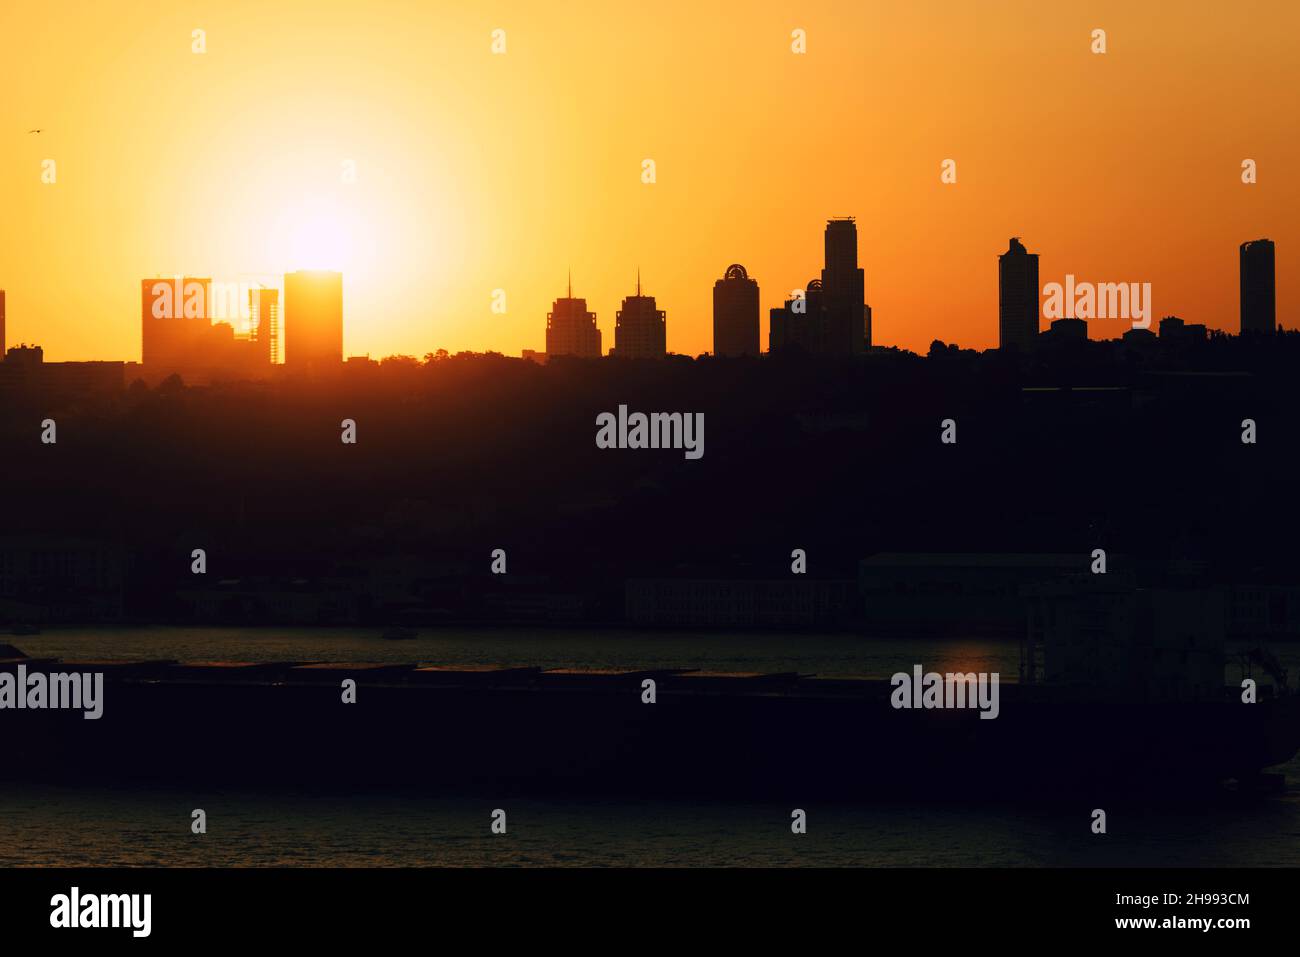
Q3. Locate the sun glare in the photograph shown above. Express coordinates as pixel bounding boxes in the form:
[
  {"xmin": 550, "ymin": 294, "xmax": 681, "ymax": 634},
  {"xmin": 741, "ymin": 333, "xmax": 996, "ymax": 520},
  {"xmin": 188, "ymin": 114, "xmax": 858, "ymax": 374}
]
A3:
[
  {"xmin": 285, "ymin": 197, "xmax": 354, "ymax": 273},
  {"xmin": 266, "ymin": 190, "xmax": 380, "ymax": 281}
]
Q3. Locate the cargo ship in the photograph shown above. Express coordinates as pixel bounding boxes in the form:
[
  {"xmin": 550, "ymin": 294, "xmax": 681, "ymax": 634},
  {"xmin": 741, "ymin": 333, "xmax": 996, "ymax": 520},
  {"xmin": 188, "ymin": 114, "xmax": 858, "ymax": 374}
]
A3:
[{"xmin": 2, "ymin": 650, "xmax": 1297, "ymax": 800}]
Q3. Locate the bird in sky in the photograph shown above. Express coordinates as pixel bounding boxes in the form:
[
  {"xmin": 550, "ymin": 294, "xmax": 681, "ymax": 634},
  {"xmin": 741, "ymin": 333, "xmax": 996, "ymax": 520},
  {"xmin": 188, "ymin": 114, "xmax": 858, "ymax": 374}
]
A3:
[{"xmin": 28, "ymin": 129, "xmax": 42, "ymax": 134}]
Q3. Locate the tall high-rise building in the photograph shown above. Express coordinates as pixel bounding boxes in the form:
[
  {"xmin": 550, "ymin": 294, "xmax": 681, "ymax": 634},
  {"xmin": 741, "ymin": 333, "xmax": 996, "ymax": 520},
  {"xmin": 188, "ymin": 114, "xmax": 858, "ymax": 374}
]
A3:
[
  {"xmin": 769, "ymin": 219, "xmax": 871, "ymax": 356},
  {"xmin": 614, "ymin": 272, "xmax": 666, "ymax": 359},
  {"xmin": 249, "ymin": 287, "xmax": 280, "ymax": 364},
  {"xmin": 141, "ymin": 276, "xmax": 213, "ymax": 368},
  {"xmin": 998, "ymin": 237, "xmax": 1040, "ymax": 351},
  {"xmin": 0, "ymin": 289, "xmax": 6, "ymax": 357},
  {"xmin": 546, "ymin": 275, "xmax": 601, "ymax": 357},
  {"xmin": 1240, "ymin": 239, "xmax": 1276, "ymax": 335},
  {"xmin": 821, "ymin": 218, "xmax": 868, "ymax": 354},
  {"xmin": 284, "ymin": 270, "xmax": 343, "ymax": 370},
  {"xmin": 712, "ymin": 264, "xmax": 760, "ymax": 357}
]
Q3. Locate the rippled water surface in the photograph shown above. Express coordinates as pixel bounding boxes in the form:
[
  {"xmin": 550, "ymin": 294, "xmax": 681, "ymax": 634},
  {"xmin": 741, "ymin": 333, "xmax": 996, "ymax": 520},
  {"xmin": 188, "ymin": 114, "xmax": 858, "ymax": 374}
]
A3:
[{"xmin": 3, "ymin": 628, "xmax": 1297, "ymax": 867}]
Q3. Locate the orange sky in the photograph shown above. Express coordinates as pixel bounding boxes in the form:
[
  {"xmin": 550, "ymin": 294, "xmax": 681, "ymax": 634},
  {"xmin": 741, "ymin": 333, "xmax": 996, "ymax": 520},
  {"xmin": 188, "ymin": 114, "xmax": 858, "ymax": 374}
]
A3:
[{"xmin": 1, "ymin": 0, "xmax": 1296, "ymax": 361}]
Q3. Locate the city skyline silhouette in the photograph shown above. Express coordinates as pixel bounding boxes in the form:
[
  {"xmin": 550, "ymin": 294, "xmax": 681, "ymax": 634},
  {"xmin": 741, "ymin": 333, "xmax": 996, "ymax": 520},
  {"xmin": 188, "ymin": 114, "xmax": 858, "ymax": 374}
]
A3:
[
  {"xmin": 0, "ymin": 225, "xmax": 1286, "ymax": 382},
  {"xmin": 4, "ymin": 1, "xmax": 1300, "ymax": 918},
  {"xmin": 3, "ymin": 2, "xmax": 1297, "ymax": 362}
]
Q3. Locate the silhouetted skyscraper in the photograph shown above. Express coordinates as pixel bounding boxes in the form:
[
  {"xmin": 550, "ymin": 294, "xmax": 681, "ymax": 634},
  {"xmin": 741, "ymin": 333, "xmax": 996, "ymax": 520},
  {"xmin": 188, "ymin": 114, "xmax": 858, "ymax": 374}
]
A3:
[
  {"xmin": 614, "ymin": 272, "xmax": 666, "ymax": 359},
  {"xmin": 0, "ymin": 289, "xmax": 5, "ymax": 357},
  {"xmin": 999, "ymin": 237, "xmax": 1039, "ymax": 351},
  {"xmin": 769, "ymin": 220, "xmax": 871, "ymax": 356},
  {"xmin": 546, "ymin": 275, "xmax": 601, "ymax": 358},
  {"xmin": 141, "ymin": 276, "xmax": 212, "ymax": 368},
  {"xmin": 821, "ymin": 218, "xmax": 868, "ymax": 354},
  {"xmin": 1240, "ymin": 239, "xmax": 1276, "ymax": 335},
  {"xmin": 284, "ymin": 271, "xmax": 343, "ymax": 370},
  {"xmin": 712, "ymin": 264, "xmax": 759, "ymax": 357},
  {"xmin": 249, "ymin": 287, "xmax": 280, "ymax": 365}
]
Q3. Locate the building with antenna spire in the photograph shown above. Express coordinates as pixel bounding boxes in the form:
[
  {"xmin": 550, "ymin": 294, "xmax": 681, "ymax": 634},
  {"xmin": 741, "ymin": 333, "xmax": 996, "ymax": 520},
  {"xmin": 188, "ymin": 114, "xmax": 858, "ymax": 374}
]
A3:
[
  {"xmin": 613, "ymin": 269, "xmax": 667, "ymax": 358},
  {"xmin": 545, "ymin": 272, "xmax": 602, "ymax": 358}
]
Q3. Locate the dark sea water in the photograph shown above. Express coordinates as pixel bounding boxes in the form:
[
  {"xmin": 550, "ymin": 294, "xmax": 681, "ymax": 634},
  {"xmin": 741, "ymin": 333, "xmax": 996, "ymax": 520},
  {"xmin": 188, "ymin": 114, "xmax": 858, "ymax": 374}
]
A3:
[
  {"xmin": 3, "ymin": 627, "xmax": 1298, "ymax": 867},
  {"xmin": 9, "ymin": 625, "xmax": 1023, "ymax": 677}
]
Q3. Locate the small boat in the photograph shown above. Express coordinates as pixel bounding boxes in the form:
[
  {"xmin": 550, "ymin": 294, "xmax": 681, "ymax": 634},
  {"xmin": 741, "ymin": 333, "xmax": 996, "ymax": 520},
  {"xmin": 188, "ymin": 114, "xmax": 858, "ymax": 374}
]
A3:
[
  {"xmin": 9, "ymin": 624, "xmax": 41, "ymax": 637},
  {"xmin": 379, "ymin": 627, "xmax": 418, "ymax": 641}
]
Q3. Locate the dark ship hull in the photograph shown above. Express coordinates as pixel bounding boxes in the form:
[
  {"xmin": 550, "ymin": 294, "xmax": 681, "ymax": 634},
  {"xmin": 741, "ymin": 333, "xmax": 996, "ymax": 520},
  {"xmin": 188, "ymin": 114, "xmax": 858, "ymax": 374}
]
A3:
[{"xmin": 4, "ymin": 658, "xmax": 1298, "ymax": 800}]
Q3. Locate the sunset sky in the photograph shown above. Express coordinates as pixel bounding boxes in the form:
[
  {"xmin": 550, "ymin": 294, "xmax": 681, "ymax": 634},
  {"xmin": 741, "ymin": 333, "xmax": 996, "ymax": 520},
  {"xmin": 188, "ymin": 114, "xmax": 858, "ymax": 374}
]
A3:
[{"xmin": 1, "ymin": 0, "xmax": 1296, "ymax": 361}]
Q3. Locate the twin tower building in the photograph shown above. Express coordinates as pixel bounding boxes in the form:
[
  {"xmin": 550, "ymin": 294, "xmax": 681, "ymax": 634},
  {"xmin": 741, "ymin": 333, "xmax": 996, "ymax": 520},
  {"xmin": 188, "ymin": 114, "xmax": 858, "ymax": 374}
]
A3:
[{"xmin": 545, "ymin": 219, "xmax": 873, "ymax": 359}]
